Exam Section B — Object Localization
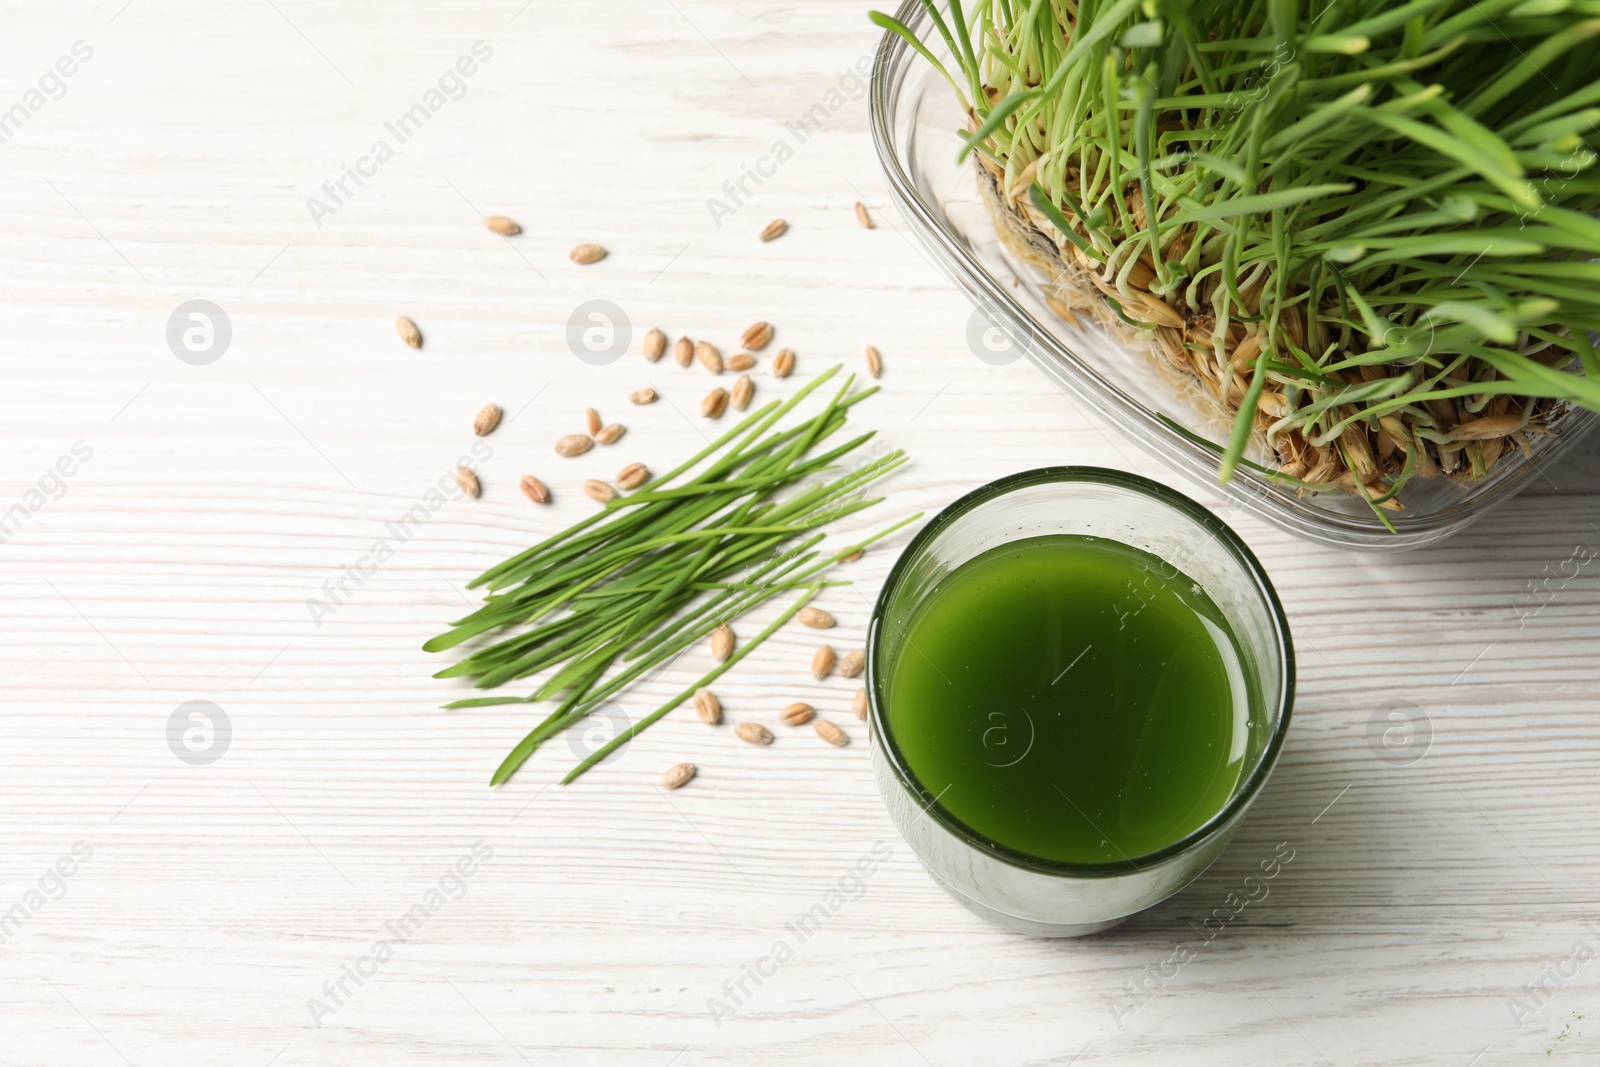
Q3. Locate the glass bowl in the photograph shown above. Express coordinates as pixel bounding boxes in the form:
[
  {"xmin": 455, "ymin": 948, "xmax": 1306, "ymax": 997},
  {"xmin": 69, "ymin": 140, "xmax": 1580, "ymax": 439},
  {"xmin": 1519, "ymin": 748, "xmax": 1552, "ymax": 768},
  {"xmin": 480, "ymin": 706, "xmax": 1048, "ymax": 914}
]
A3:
[
  {"xmin": 868, "ymin": 0, "xmax": 1597, "ymax": 551},
  {"xmin": 867, "ymin": 467, "xmax": 1294, "ymax": 936}
]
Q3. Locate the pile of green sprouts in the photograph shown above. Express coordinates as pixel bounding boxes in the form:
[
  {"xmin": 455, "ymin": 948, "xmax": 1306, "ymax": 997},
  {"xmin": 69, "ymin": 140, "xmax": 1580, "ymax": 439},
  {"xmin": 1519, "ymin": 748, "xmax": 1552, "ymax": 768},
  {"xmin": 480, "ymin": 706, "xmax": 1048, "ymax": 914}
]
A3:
[
  {"xmin": 875, "ymin": 0, "xmax": 1600, "ymax": 515},
  {"xmin": 426, "ymin": 367, "xmax": 914, "ymax": 786}
]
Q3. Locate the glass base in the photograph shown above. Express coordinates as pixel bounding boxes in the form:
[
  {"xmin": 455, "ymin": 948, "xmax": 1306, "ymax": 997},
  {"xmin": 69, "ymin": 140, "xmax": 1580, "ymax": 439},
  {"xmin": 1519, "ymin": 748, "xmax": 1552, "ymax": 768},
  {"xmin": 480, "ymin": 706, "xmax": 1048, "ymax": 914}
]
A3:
[{"xmin": 930, "ymin": 868, "xmax": 1135, "ymax": 938}]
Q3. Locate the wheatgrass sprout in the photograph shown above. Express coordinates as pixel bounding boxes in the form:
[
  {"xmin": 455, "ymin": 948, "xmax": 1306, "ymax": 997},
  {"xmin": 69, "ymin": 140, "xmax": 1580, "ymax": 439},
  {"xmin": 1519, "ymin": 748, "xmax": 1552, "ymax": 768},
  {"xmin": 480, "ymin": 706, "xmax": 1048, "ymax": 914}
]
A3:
[
  {"xmin": 874, "ymin": 0, "xmax": 1600, "ymax": 520},
  {"xmin": 426, "ymin": 365, "xmax": 917, "ymax": 785}
]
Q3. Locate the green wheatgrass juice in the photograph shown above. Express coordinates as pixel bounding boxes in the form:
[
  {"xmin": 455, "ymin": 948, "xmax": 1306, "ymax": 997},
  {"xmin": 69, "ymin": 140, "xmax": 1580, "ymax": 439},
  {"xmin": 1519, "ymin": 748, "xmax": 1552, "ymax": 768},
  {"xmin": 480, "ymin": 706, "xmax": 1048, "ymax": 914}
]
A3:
[{"xmin": 886, "ymin": 534, "xmax": 1250, "ymax": 865}]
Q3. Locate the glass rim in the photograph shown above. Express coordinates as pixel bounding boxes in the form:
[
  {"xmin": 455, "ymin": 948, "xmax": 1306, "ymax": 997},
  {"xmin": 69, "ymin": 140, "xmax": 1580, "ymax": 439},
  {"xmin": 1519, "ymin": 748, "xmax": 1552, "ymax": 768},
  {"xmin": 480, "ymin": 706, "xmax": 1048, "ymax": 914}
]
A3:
[{"xmin": 865, "ymin": 465, "xmax": 1296, "ymax": 878}]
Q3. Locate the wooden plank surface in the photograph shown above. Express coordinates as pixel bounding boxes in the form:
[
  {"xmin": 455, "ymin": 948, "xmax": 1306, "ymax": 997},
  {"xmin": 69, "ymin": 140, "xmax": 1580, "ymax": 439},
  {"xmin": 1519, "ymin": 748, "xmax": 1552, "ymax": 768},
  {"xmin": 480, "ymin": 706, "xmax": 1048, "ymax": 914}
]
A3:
[{"xmin": 2, "ymin": 2, "xmax": 1598, "ymax": 1064}]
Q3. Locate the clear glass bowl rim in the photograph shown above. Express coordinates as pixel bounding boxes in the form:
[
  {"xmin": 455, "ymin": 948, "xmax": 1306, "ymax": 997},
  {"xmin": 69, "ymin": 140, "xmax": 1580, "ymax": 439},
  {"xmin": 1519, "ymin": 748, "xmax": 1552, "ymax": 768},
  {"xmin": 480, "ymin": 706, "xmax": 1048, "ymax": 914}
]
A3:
[{"xmin": 865, "ymin": 465, "xmax": 1297, "ymax": 878}]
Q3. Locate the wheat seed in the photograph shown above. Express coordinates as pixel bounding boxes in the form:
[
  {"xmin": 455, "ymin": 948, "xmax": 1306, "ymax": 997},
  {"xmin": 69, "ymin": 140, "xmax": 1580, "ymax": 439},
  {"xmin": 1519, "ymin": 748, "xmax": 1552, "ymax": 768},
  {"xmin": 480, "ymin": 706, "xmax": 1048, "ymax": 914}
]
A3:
[
  {"xmin": 519, "ymin": 475, "xmax": 550, "ymax": 504},
  {"xmin": 854, "ymin": 202, "xmax": 874, "ymax": 229},
  {"xmin": 555, "ymin": 433, "xmax": 594, "ymax": 457},
  {"xmin": 456, "ymin": 466, "xmax": 480, "ymax": 498},
  {"xmin": 642, "ymin": 327, "xmax": 666, "ymax": 361},
  {"xmin": 702, "ymin": 388, "xmax": 729, "ymax": 419},
  {"xmin": 630, "ymin": 387, "xmax": 658, "ymax": 405},
  {"xmin": 710, "ymin": 623, "xmax": 734, "ymax": 662},
  {"xmin": 661, "ymin": 762, "xmax": 696, "ymax": 789},
  {"xmin": 485, "ymin": 215, "xmax": 521, "ymax": 236},
  {"xmin": 696, "ymin": 341, "xmax": 723, "ymax": 374},
  {"xmin": 730, "ymin": 375, "xmax": 753, "ymax": 411},
  {"xmin": 865, "ymin": 345, "xmax": 882, "ymax": 379},
  {"xmin": 616, "ymin": 462, "xmax": 649, "ymax": 490},
  {"xmin": 760, "ymin": 219, "xmax": 787, "ymax": 242},
  {"xmin": 780, "ymin": 702, "xmax": 814, "ymax": 726},
  {"xmin": 570, "ymin": 242, "xmax": 606, "ymax": 264},
  {"xmin": 814, "ymin": 720, "xmax": 848, "ymax": 747},
  {"xmin": 772, "ymin": 349, "xmax": 795, "ymax": 378},
  {"xmin": 396, "ymin": 316, "xmax": 422, "ymax": 349},
  {"xmin": 595, "ymin": 423, "xmax": 625, "ymax": 445},
  {"xmin": 736, "ymin": 722, "xmax": 774, "ymax": 745},
  {"xmin": 694, "ymin": 688, "xmax": 722, "ymax": 725},
  {"xmin": 674, "ymin": 336, "xmax": 693, "ymax": 367},
  {"xmin": 741, "ymin": 321, "xmax": 774, "ymax": 350},
  {"xmin": 583, "ymin": 479, "xmax": 617, "ymax": 504},
  {"xmin": 811, "ymin": 644, "xmax": 836, "ymax": 679},
  {"xmin": 473, "ymin": 404, "xmax": 503, "ymax": 437},
  {"xmin": 838, "ymin": 649, "xmax": 865, "ymax": 678}
]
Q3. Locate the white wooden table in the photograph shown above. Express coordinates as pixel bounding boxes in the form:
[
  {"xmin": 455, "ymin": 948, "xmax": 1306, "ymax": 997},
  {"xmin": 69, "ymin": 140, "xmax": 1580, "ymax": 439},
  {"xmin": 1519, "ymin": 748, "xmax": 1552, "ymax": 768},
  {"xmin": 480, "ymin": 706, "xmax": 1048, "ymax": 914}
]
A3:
[{"xmin": 4, "ymin": 3, "xmax": 1599, "ymax": 1063}]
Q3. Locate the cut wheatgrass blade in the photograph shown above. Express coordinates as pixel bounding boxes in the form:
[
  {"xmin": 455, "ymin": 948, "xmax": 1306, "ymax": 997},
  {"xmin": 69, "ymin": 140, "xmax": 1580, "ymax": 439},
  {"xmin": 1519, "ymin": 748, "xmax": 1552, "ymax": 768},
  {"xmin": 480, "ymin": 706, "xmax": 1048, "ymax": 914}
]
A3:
[
  {"xmin": 558, "ymin": 583, "xmax": 821, "ymax": 785},
  {"xmin": 427, "ymin": 365, "xmax": 916, "ymax": 785}
]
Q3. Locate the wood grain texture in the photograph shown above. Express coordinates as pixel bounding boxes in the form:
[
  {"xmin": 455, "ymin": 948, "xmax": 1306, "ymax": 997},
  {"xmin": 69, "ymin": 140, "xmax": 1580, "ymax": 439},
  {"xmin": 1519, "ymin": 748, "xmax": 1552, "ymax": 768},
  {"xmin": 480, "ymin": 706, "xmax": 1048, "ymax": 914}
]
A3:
[{"xmin": 2, "ymin": 2, "xmax": 1599, "ymax": 1064}]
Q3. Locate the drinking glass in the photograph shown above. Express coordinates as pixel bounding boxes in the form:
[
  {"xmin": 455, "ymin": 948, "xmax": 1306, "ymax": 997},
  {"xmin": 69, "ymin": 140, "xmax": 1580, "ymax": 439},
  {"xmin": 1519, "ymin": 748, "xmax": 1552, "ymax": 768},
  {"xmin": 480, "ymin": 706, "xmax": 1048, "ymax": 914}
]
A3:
[{"xmin": 867, "ymin": 467, "xmax": 1295, "ymax": 936}]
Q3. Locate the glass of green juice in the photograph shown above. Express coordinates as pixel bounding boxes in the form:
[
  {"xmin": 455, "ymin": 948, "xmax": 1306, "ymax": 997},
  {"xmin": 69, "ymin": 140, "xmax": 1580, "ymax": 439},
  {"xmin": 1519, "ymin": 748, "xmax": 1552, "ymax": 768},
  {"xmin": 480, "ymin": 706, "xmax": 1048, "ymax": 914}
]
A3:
[{"xmin": 868, "ymin": 467, "xmax": 1293, "ymax": 937}]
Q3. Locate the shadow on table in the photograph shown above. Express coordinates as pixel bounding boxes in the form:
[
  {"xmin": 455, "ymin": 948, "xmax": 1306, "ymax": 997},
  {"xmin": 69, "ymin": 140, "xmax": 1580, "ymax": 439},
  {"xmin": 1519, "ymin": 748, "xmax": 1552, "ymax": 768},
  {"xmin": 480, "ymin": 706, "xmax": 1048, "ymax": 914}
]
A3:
[
  {"xmin": 1101, "ymin": 742, "xmax": 1378, "ymax": 947},
  {"xmin": 1514, "ymin": 425, "xmax": 1600, "ymax": 499}
]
